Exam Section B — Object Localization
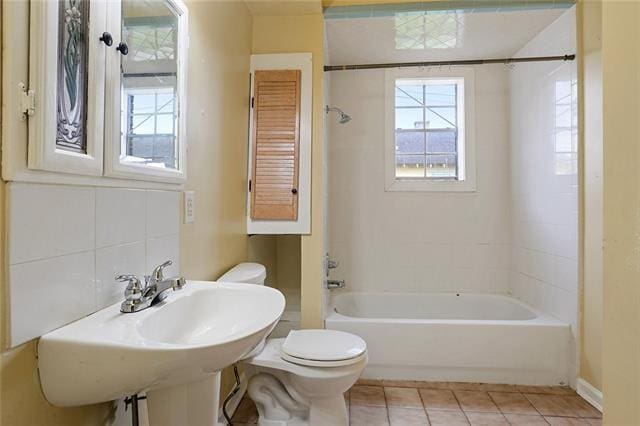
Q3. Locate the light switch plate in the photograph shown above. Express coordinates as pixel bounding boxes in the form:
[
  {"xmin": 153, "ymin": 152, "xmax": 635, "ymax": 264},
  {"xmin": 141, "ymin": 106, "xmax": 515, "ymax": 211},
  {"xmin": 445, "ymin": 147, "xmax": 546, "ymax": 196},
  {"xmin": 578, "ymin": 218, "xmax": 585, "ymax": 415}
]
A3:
[{"xmin": 184, "ymin": 191, "xmax": 195, "ymax": 224}]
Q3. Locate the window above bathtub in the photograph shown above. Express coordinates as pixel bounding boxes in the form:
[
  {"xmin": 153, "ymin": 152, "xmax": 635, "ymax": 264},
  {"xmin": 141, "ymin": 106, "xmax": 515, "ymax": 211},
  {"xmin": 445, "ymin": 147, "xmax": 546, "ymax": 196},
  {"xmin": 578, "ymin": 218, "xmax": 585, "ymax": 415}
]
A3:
[{"xmin": 384, "ymin": 67, "xmax": 476, "ymax": 192}]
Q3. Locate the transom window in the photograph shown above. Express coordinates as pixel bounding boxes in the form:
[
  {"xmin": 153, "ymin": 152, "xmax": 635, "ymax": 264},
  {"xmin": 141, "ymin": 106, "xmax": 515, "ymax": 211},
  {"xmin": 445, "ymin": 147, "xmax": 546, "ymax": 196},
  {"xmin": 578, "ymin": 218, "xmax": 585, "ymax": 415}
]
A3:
[{"xmin": 385, "ymin": 68, "xmax": 475, "ymax": 192}]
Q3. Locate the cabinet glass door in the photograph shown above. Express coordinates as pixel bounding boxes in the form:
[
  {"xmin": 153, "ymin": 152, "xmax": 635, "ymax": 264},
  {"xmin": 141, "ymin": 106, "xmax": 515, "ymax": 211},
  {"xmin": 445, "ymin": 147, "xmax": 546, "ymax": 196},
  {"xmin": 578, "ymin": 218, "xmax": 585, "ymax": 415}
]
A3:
[
  {"xmin": 27, "ymin": 0, "xmax": 107, "ymax": 176},
  {"xmin": 105, "ymin": 0, "xmax": 188, "ymax": 183}
]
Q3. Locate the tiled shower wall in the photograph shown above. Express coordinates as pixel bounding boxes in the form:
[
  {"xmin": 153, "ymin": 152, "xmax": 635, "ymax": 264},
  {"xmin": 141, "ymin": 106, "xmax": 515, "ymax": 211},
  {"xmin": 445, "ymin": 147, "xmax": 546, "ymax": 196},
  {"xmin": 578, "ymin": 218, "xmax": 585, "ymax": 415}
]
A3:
[
  {"xmin": 7, "ymin": 182, "xmax": 180, "ymax": 347},
  {"xmin": 509, "ymin": 8, "xmax": 579, "ymax": 380},
  {"xmin": 327, "ymin": 66, "xmax": 511, "ymax": 294}
]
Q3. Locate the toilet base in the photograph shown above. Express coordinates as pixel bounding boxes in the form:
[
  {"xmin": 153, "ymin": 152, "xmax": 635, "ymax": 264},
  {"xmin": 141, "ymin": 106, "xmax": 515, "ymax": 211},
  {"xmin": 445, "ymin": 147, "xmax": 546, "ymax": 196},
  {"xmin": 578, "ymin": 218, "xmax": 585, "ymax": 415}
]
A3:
[{"xmin": 248, "ymin": 372, "xmax": 348, "ymax": 426}]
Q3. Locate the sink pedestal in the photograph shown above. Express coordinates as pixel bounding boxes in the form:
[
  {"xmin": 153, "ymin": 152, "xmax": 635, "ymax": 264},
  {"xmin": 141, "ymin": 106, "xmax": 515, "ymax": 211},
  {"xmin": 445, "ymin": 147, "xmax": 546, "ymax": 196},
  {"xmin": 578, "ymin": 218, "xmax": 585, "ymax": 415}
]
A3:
[{"xmin": 147, "ymin": 373, "xmax": 221, "ymax": 426}]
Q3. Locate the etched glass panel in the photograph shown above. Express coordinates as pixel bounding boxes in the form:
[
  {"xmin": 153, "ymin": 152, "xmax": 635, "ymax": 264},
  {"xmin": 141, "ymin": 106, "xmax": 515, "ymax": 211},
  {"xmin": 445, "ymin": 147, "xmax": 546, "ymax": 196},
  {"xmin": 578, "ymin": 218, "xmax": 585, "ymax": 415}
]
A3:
[
  {"xmin": 56, "ymin": 0, "xmax": 90, "ymax": 153},
  {"xmin": 121, "ymin": 0, "xmax": 180, "ymax": 170}
]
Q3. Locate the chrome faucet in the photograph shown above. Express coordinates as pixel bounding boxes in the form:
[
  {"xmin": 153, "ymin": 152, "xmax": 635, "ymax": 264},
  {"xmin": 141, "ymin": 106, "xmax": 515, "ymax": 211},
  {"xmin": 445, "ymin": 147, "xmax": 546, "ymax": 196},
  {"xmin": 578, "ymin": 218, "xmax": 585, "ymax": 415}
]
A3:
[{"xmin": 116, "ymin": 260, "xmax": 186, "ymax": 313}]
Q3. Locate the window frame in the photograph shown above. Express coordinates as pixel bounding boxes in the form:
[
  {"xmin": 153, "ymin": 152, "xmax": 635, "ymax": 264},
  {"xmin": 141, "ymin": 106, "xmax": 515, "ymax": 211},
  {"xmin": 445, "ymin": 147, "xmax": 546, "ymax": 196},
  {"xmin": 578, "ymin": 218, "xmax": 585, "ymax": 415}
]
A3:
[{"xmin": 384, "ymin": 67, "xmax": 476, "ymax": 192}]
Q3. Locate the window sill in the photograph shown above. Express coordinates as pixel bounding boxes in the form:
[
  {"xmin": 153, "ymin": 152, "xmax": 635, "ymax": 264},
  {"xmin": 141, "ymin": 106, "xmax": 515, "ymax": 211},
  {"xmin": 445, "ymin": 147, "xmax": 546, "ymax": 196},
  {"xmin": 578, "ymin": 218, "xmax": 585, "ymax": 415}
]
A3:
[{"xmin": 385, "ymin": 178, "xmax": 476, "ymax": 192}]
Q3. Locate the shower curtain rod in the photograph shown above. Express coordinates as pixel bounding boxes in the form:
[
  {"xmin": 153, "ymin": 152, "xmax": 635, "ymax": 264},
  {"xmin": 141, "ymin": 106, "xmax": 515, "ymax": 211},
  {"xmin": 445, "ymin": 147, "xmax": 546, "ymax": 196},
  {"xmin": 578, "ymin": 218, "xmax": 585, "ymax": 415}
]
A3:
[{"xmin": 323, "ymin": 54, "xmax": 575, "ymax": 72}]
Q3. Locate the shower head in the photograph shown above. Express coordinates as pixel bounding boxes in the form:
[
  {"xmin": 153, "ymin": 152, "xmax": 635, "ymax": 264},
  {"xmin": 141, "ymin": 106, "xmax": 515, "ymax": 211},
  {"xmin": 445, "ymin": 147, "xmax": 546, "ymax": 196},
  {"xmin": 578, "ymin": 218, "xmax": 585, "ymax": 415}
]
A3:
[{"xmin": 325, "ymin": 105, "xmax": 352, "ymax": 124}]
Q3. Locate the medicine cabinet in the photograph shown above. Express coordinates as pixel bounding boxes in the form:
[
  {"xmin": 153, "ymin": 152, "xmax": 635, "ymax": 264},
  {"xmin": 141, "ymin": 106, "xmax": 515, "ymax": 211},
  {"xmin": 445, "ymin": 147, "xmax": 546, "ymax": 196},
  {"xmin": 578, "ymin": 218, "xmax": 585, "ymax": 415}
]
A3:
[{"xmin": 26, "ymin": 0, "xmax": 188, "ymax": 183}]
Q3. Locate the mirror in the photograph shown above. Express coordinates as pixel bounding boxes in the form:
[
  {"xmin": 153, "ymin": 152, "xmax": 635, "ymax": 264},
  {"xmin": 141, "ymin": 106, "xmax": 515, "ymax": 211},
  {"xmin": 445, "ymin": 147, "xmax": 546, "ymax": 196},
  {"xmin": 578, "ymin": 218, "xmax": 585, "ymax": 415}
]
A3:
[{"xmin": 120, "ymin": 0, "xmax": 181, "ymax": 171}]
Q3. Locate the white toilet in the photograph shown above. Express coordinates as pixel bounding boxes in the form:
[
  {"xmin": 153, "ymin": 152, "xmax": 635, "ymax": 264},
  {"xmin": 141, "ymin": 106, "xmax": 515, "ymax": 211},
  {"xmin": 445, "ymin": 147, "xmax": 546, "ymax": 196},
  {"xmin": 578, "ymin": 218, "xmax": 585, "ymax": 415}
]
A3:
[{"xmin": 218, "ymin": 263, "xmax": 367, "ymax": 426}]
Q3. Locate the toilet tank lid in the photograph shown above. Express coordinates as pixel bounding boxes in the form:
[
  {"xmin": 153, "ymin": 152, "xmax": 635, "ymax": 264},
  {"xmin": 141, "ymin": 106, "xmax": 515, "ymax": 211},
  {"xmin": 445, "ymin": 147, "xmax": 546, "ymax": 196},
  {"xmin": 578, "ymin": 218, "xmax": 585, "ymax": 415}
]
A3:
[{"xmin": 218, "ymin": 262, "xmax": 266, "ymax": 283}]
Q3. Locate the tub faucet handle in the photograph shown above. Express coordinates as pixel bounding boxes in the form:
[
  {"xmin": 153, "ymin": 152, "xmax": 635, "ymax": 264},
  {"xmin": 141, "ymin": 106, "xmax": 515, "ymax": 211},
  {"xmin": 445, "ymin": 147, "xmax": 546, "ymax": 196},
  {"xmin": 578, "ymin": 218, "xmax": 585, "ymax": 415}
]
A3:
[{"xmin": 326, "ymin": 279, "xmax": 345, "ymax": 290}]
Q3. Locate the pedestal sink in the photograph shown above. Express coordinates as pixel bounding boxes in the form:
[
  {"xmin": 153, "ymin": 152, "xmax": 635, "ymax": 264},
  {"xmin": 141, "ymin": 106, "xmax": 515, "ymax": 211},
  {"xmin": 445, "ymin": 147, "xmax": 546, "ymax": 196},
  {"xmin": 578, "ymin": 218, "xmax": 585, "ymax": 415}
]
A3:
[{"xmin": 38, "ymin": 281, "xmax": 285, "ymax": 425}]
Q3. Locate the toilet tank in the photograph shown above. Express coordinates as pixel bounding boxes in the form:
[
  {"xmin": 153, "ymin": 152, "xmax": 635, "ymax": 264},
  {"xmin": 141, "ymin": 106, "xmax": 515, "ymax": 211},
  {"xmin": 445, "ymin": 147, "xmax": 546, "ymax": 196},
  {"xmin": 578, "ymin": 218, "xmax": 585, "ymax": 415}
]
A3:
[{"xmin": 218, "ymin": 263, "xmax": 266, "ymax": 285}]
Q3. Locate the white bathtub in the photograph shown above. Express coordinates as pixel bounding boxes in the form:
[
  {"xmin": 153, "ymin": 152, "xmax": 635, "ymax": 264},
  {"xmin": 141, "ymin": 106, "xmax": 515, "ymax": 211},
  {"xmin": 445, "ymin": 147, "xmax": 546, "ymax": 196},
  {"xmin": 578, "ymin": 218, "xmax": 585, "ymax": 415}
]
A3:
[{"xmin": 326, "ymin": 292, "xmax": 571, "ymax": 386}]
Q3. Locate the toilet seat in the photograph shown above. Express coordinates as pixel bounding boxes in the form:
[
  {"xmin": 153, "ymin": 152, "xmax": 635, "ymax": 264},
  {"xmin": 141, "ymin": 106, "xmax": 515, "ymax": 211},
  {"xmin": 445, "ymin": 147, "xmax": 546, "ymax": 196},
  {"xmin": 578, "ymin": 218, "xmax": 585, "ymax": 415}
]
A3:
[{"xmin": 280, "ymin": 330, "xmax": 367, "ymax": 367}]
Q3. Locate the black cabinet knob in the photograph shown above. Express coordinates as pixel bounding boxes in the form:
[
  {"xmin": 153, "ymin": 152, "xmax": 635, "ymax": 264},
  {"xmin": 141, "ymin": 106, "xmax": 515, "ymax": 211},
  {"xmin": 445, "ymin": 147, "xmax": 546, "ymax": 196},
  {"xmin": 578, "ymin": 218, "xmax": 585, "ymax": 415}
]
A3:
[
  {"xmin": 292, "ymin": 188, "xmax": 298, "ymax": 194},
  {"xmin": 116, "ymin": 42, "xmax": 129, "ymax": 56},
  {"xmin": 99, "ymin": 32, "xmax": 113, "ymax": 46}
]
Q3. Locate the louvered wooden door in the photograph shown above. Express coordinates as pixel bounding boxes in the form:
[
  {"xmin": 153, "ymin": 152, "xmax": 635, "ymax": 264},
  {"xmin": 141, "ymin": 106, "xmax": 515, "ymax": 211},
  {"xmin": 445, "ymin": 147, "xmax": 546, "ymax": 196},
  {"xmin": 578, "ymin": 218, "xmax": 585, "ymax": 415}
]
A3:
[{"xmin": 250, "ymin": 70, "xmax": 301, "ymax": 221}]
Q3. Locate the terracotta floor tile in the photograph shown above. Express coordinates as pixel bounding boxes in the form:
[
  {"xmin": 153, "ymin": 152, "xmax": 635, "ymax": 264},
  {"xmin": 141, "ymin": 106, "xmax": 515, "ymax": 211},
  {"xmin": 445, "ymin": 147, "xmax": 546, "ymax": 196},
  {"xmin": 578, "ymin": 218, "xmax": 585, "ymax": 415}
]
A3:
[
  {"xmin": 357, "ymin": 378, "xmax": 384, "ymax": 386},
  {"xmin": 385, "ymin": 387, "xmax": 424, "ymax": 408},
  {"xmin": 233, "ymin": 398, "xmax": 259, "ymax": 423},
  {"xmin": 483, "ymin": 383, "xmax": 520, "ymax": 392},
  {"xmin": 503, "ymin": 413, "xmax": 549, "ymax": 425},
  {"xmin": 489, "ymin": 391, "xmax": 538, "ymax": 414},
  {"xmin": 426, "ymin": 409, "xmax": 469, "ymax": 426},
  {"xmin": 418, "ymin": 382, "xmax": 454, "ymax": 390},
  {"xmin": 351, "ymin": 385, "xmax": 387, "ymax": 407},
  {"xmin": 465, "ymin": 411, "xmax": 509, "ymax": 425},
  {"xmin": 419, "ymin": 389, "xmax": 461, "ymax": 411},
  {"xmin": 384, "ymin": 380, "xmax": 421, "ymax": 388},
  {"xmin": 547, "ymin": 386, "xmax": 577, "ymax": 396},
  {"xmin": 517, "ymin": 385, "xmax": 553, "ymax": 394},
  {"xmin": 454, "ymin": 391, "xmax": 500, "ymax": 413},
  {"xmin": 561, "ymin": 396, "xmax": 602, "ymax": 418},
  {"xmin": 449, "ymin": 382, "xmax": 487, "ymax": 391},
  {"xmin": 544, "ymin": 417, "xmax": 593, "ymax": 425},
  {"xmin": 524, "ymin": 394, "xmax": 578, "ymax": 417},
  {"xmin": 388, "ymin": 407, "xmax": 429, "ymax": 425},
  {"xmin": 350, "ymin": 405, "xmax": 390, "ymax": 426}
]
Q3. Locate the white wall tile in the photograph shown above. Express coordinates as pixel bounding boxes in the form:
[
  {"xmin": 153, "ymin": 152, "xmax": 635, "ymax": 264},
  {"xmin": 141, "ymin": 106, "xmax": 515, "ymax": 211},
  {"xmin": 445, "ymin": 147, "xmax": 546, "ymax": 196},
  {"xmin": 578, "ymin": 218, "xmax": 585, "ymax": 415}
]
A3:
[
  {"xmin": 9, "ymin": 183, "xmax": 95, "ymax": 264},
  {"xmin": 508, "ymin": 7, "xmax": 578, "ymax": 383},
  {"xmin": 95, "ymin": 242, "xmax": 146, "ymax": 310},
  {"xmin": 7, "ymin": 183, "xmax": 181, "ymax": 348},
  {"xmin": 146, "ymin": 190, "xmax": 180, "ymax": 238},
  {"xmin": 146, "ymin": 234, "xmax": 180, "ymax": 278},
  {"xmin": 10, "ymin": 251, "xmax": 96, "ymax": 346},
  {"xmin": 328, "ymin": 65, "xmax": 511, "ymax": 294},
  {"xmin": 96, "ymin": 188, "xmax": 146, "ymax": 248}
]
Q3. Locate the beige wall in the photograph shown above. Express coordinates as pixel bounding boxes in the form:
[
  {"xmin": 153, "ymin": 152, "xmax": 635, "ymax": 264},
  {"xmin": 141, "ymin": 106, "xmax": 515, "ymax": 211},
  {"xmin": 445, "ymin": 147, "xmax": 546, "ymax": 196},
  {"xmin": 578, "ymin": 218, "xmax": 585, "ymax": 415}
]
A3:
[
  {"xmin": 579, "ymin": 0, "xmax": 603, "ymax": 393},
  {"xmin": 251, "ymin": 14, "xmax": 326, "ymax": 328},
  {"xmin": 1, "ymin": 0, "xmax": 257, "ymax": 424},
  {"xmin": 602, "ymin": 1, "xmax": 640, "ymax": 424},
  {"xmin": 179, "ymin": 0, "xmax": 255, "ymax": 407}
]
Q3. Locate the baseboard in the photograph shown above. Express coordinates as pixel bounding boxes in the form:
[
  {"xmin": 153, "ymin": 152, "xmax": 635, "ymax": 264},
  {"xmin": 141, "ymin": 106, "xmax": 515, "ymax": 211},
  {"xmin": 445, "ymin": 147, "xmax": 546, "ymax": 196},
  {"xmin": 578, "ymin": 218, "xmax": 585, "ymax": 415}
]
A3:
[
  {"xmin": 217, "ymin": 372, "xmax": 248, "ymax": 425},
  {"xmin": 577, "ymin": 378, "xmax": 603, "ymax": 412}
]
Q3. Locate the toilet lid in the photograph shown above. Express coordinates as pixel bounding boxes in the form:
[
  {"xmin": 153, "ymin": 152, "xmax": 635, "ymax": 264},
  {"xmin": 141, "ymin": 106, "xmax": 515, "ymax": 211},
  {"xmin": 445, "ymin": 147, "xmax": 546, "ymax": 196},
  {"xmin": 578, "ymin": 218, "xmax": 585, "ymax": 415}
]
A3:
[{"xmin": 281, "ymin": 330, "xmax": 367, "ymax": 363}]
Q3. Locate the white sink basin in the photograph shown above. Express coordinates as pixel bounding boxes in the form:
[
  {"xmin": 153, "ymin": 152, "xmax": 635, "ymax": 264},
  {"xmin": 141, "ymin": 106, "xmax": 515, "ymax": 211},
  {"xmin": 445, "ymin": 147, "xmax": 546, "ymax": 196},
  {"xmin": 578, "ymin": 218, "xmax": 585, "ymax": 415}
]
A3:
[{"xmin": 38, "ymin": 281, "xmax": 285, "ymax": 407}]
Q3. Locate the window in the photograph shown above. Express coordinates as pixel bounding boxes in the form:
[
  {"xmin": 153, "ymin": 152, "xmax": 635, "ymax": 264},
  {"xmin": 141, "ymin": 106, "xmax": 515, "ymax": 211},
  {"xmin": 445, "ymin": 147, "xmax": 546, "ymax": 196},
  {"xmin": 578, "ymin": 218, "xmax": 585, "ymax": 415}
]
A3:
[{"xmin": 385, "ymin": 68, "xmax": 476, "ymax": 191}]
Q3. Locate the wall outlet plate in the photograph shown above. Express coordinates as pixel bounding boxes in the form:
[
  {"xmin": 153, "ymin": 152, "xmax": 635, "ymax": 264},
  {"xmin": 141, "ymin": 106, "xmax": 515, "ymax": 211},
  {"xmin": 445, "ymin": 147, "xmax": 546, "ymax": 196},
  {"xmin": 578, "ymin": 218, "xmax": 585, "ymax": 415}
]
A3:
[{"xmin": 184, "ymin": 191, "xmax": 195, "ymax": 224}]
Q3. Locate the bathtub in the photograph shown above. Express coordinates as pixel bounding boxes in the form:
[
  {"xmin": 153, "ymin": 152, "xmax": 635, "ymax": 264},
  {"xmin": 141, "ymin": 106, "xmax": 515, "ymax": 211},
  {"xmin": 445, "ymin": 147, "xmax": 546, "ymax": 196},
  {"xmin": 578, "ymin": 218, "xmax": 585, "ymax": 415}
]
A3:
[{"xmin": 325, "ymin": 292, "xmax": 571, "ymax": 386}]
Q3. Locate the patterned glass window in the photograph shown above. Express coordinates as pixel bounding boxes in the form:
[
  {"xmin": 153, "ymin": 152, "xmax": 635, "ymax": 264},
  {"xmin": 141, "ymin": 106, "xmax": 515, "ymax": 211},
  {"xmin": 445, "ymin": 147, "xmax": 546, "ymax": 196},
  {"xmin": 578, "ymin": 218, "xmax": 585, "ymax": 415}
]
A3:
[{"xmin": 56, "ymin": 0, "xmax": 90, "ymax": 153}]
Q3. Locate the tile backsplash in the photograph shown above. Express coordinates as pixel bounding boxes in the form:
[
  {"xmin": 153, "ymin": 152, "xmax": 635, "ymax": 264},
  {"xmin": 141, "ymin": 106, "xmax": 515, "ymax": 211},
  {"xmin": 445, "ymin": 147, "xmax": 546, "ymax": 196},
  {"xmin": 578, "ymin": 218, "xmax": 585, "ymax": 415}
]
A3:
[{"xmin": 7, "ymin": 183, "xmax": 181, "ymax": 347}]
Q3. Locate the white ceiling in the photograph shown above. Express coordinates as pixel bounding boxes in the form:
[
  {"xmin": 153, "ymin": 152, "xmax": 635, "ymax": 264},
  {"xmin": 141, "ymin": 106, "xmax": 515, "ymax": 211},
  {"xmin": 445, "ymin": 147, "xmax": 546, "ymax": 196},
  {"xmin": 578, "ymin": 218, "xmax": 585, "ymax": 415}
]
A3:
[
  {"xmin": 244, "ymin": 0, "xmax": 322, "ymax": 16},
  {"xmin": 325, "ymin": 8, "xmax": 567, "ymax": 65}
]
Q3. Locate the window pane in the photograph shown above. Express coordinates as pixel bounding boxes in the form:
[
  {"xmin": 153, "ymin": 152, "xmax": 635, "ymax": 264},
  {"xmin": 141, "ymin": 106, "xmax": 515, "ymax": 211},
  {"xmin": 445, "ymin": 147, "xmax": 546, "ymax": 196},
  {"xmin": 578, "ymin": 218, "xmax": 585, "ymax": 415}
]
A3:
[
  {"xmin": 426, "ymin": 107, "xmax": 456, "ymax": 129},
  {"xmin": 426, "ymin": 154, "xmax": 457, "ymax": 178},
  {"xmin": 130, "ymin": 94, "xmax": 156, "ymax": 114},
  {"xmin": 156, "ymin": 114, "xmax": 175, "ymax": 134},
  {"xmin": 426, "ymin": 130, "xmax": 456, "ymax": 154},
  {"xmin": 157, "ymin": 93, "xmax": 175, "ymax": 113},
  {"xmin": 396, "ymin": 154, "xmax": 425, "ymax": 178},
  {"xmin": 425, "ymin": 84, "xmax": 456, "ymax": 106},
  {"xmin": 131, "ymin": 115, "xmax": 155, "ymax": 134},
  {"xmin": 396, "ymin": 131, "xmax": 425, "ymax": 154},
  {"xmin": 395, "ymin": 85, "xmax": 424, "ymax": 107},
  {"xmin": 555, "ymin": 130, "xmax": 572, "ymax": 153},
  {"xmin": 395, "ymin": 107, "xmax": 424, "ymax": 130}
]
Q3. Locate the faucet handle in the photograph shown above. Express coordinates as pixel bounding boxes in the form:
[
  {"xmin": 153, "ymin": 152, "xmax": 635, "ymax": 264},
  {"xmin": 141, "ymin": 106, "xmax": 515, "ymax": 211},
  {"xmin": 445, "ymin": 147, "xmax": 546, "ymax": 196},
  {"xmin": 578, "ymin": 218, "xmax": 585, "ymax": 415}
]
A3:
[
  {"xmin": 115, "ymin": 275, "xmax": 143, "ymax": 302},
  {"xmin": 150, "ymin": 260, "xmax": 173, "ymax": 282}
]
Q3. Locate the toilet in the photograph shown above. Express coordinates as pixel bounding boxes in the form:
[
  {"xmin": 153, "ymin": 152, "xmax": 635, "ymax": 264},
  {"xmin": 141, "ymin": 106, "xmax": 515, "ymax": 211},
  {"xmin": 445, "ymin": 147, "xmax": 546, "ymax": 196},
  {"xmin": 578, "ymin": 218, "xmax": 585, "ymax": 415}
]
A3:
[{"xmin": 218, "ymin": 263, "xmax": 367, "ymax": 426}]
